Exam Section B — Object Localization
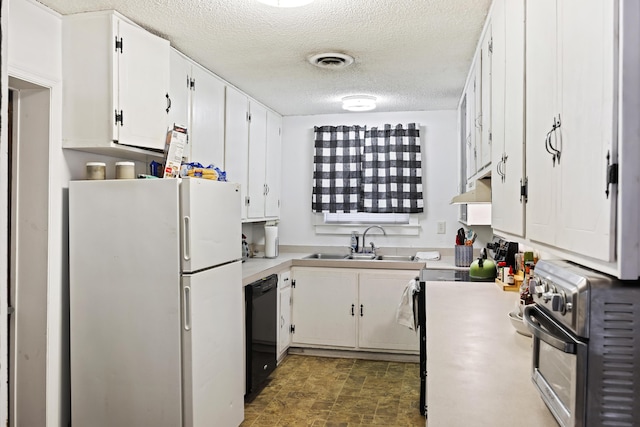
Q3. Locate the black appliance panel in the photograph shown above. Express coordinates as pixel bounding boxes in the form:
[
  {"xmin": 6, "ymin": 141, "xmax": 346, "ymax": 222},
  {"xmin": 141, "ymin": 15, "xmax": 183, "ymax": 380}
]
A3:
[{"xmin": 245, "ymin": 274, "xmax": 278, "ymax": 399}]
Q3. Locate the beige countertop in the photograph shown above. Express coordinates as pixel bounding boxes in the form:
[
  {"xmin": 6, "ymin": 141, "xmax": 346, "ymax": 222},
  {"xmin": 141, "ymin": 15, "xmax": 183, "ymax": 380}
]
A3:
[
  {"xmin": 425, "ymin": 281, "xmax": 557, "ymax": 426},
  {"xmin": 241, "ymin": 251, "xmax": 461, "ymax": 285}
]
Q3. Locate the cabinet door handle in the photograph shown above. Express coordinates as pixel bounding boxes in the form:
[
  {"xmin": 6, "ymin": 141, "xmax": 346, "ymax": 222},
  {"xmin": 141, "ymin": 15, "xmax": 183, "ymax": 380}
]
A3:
[
  {"xmin": 166, "ymin": 93, "xmax": 172, "ymax": 113},
  {"xmin": 360, "ymin": 304, "xmax": 364, "ymax": 317},
  {"xmin": 351, "ymin": 304, "xmax": 355, "ymax": 316}
]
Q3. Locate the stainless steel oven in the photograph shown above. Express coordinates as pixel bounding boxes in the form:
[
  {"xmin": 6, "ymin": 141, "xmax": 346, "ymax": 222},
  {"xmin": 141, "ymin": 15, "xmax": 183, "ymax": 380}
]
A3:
[{"xmin": 524, "ymin": 260, "xmax": 640, "ymax": 427}]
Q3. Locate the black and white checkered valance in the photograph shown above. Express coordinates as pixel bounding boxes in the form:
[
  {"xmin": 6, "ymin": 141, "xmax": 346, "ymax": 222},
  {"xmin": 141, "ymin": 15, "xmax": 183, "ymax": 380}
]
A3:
[{"xmin": 312, "ymin": 123, "xmax": 423, "ymax": 214}]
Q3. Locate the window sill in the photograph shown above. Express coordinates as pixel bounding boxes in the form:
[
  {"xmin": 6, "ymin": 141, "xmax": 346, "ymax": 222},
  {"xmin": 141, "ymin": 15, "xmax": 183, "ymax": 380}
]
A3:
[{"xmin": 314, "ymin": 224, "xmax": 421, "ymax": 236}]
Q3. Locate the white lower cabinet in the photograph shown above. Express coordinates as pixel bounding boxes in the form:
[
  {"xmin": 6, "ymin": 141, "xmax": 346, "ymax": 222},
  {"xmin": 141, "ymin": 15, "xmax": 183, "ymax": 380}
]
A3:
[
  {"xmin": 358, "ymin": 271, "xmax": 420, "ymax": 352},
  {"xmin": 290, "ymin": 268, "xmax": 358, "ymax": 348},
  {"xmin": 277, "ymin": 270, "xmax": 292, "ymax": 362},
  {"xmin": 290, "ymin": 267, "xmax": 419, "ymax": 353}
]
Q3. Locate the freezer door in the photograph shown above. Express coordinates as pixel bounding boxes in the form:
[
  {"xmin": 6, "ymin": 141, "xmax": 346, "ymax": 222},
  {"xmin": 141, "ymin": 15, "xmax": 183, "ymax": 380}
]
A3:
[
  {"xmin": 181, "ymin": 261, "xmax": 244, "ymax": 427},
  {"xmin": 180, "ymin": 179, "xmax": 242, "ymax": 272}
]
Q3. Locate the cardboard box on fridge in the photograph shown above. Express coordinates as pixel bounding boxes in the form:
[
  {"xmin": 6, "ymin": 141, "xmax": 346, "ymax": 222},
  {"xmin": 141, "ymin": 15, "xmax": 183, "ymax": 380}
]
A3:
[{"xmin": 163, "ymin": 124, "xmax": 188, "ymax": 178}]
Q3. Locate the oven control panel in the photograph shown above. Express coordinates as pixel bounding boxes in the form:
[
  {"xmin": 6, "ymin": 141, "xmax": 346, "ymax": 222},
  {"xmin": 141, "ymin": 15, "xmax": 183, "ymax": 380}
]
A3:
[{"xmin": 530, "ymin": 261, "xmax": 586, "ymax": 337}]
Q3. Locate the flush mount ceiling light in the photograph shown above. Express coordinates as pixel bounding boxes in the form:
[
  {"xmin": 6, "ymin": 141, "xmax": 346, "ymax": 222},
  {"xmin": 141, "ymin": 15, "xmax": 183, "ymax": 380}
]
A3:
[
  {"xmin": 342, "ymin": 95, "xmax": 377, "ymax": 112},
  {"xmin": 256, "ymin": 0, "xmax": 314, "ymax": 7}
]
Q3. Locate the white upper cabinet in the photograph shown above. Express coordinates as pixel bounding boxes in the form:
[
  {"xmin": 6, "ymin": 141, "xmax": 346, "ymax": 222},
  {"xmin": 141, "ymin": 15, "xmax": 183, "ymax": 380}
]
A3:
[
  {"xmin": 226, "ymin": 95, "xmax": 282, "ymax": 222},
  {"xmin": 168, "ymin": 50, "xmax": 225, "ymax": 167},
  {"xmin": 224, "ymin": 86, "xmax": 250, "ymax": 220},
  {"xmin": 264, "ymin": 110, "xmax": 282, "ymax": 218},
  {"xmin": 463, "ymin": 24, "xmax": 492, "ymax": 184},
  {"xmin": 189, "ymin": 63, "xmax": 225, "ymax": 167},
  {"xmin": 247, "ymin": 101, "xmax": 268, "ymax": 220},
  {"xmin": 490, "ymin": 0, "xmax": 526, "ymax": 237},
  {"xmin": 526, "ymin": 0, "xmax": 616, "ymax": 262},
  {"xmin": 479, "ymin": 23, "xmax": 493, "ymax": 169},
  {"xmin": 168, "ymin": 49, "xmax": 191, "ymax": 131},
  {"xmin": 465, "ymin": 65, "xmax": 478, "ymax": 181},
  {"xmin": 62, "ymin": 11, "xmax": 170, "ymax": 157}
]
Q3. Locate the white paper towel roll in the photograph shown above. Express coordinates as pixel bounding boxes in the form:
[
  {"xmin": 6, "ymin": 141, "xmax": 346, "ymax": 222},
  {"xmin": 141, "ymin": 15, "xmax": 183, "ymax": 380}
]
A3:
[{"xmin": 265, "ymin": 225, "xmax": 279, "ymax": 258}]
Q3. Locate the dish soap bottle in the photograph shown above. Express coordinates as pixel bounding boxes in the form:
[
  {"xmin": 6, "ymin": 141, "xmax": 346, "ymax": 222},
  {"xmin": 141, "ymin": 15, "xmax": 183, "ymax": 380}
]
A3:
[{"xmin": 350, "ymin": 231, "xmax": 359, "ymax": 253}]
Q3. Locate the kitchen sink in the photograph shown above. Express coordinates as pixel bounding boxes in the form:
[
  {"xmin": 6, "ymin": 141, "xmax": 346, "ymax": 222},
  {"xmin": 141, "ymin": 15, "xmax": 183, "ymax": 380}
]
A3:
[
  {"xmin": 303, "ymin": 253, "xmax": 349, "ymax": 260},
  {"xmin": 375, "ymin": 255, "xmax": 416, "ymax": 262},
  {"xmin": 345, "ymin": 254, "xmax": 377, "ymax": 260},
  {"xmin": 302, "ymin": 253, "xmax": 418, "ymax": 262}
]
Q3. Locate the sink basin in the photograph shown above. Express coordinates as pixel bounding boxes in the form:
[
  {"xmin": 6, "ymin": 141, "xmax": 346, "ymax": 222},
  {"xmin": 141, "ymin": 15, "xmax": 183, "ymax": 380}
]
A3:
[
  {"xmin": 303, "ymin": 253, "xmax": 349, "ymax": 260},
  {"xmin": 346, "ymin": 254, "xmax": 377, "ymax": 260},
  {"xmin": 375, "ymin": 255, "xmax": 417, "ymax": 262}
]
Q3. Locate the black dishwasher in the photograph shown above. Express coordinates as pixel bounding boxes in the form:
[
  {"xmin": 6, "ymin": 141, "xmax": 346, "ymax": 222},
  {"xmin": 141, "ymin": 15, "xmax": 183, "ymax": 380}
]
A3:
[{"xmin": 245, "ymin": 274, "xmax": 278, "ymax": 400}]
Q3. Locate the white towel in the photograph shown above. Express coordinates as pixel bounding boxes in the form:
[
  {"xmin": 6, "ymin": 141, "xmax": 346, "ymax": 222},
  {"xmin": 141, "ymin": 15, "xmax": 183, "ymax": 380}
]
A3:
[
  {"xmin": 415, "ymin": 251, "xmax": 441, "ymax": 261},
  {"xmin": 396, "ymin": 278, "xmax": 419, "ymax": 331}
]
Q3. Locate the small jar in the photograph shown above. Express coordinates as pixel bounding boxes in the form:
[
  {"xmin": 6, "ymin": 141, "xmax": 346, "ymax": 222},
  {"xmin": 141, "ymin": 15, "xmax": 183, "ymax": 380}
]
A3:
[
  {"xmin": 86, "ymin": 162, "xmax": 106, "ymax": 180},
  {"xmin": 497, "ymin": 261, "xmax": 507, "ymax": 281},
  {"xmin": 115, "ymin": 161, "xmax": 136, "ymax": 179}
]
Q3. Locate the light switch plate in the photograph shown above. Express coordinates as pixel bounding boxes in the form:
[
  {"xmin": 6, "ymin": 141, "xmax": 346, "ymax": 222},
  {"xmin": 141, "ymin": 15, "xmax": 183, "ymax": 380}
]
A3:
[{"xmin": 437, "ymin": 221, "xmax": 446, "ymax": 234}]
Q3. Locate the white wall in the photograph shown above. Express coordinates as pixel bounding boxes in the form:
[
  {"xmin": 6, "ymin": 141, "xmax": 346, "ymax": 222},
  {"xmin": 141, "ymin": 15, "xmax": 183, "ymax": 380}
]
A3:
[
  {"xmin": 6, "ymin": 0, "xmax": 65, "ymax": 425},
  {"xmin": 0, "ymin": 0, "xmax": 9, "ymax": 424},
  {"xmin": 279, "ymin": 110, "xmax": 468, "ymax": 250}
]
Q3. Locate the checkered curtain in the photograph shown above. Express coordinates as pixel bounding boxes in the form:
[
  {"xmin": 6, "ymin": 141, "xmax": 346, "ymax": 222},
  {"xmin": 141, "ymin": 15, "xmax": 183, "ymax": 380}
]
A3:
[
  {"xmin": 312, "ymin": 123, "xmax": 423, "ymax": 213},
  {"xmin": 363, "ymin": 123, "xmax": 423, "ymax": 213},
  {"xmin": 312, "ymin": 125, "xmax": 365, "ymax": 213}
]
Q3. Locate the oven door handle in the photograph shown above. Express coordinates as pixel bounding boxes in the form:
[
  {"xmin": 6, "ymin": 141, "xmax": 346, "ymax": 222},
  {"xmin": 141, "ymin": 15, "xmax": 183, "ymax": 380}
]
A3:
[{"xmin": 523, "ymin": 305, "xmax": 578, "ymax": 354}]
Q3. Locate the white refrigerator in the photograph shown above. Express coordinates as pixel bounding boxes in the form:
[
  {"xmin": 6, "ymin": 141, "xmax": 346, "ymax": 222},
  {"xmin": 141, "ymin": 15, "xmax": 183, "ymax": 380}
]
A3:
[{"xmin": 69, "ymin": 178, "xmax": 244, "ymax": 427}]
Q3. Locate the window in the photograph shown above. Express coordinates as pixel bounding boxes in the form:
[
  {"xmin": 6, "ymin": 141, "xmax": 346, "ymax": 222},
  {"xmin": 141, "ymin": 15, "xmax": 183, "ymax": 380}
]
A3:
[{"xmin": 312, "ymin": 123, "xmax": 423, "ymax": 215}]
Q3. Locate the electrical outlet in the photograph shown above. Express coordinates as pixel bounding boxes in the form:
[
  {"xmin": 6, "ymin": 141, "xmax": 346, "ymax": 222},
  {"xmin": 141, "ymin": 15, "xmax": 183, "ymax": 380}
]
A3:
[{"xmin": 437, "ymin": 221, "xmax": 446, "ymax": 234}]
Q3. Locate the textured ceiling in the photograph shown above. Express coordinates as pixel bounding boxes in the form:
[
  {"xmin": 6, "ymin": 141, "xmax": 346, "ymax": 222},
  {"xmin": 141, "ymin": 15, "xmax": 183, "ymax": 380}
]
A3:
[{"xmin": 36, "ymin": 0, "xmax": 491, "ymax": 116}]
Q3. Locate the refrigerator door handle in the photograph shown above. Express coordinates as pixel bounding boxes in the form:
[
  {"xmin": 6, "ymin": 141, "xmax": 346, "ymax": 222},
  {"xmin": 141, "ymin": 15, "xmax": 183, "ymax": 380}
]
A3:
[
  {"xmin": 183, "ymin": 216, "xmax": 191, "ymax": 261},
  {"xmin": 183, "ymin": 286, "xmax": 191, "ymax": 331}
]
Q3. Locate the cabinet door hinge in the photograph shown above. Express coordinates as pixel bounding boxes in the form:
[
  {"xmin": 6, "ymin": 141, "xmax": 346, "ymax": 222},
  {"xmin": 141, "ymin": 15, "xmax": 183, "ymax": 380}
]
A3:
[
  {"xmin": 290, "ymin": 324, "xmax": 295, "ymax": 334},
  {"xmin": 488, "ymin": 37, "xmax": 493, "ymax": 54},
  {"xmin": 115, "ymin": 110, "xmax": 124, "ymax": 126},
  {"xmin": 190, "ymin": 78, "xmax": 196, "ymax": 91},
  {"xmin": 7, "ymin": 306, "xmax": 15, "ymax": 315},
  {"xmin": 520, "ymin": 177, "xmax": 528, "ymax": 203},
  {"xmin": 489, "ymin": 132, "xmax": 492, "ymax": 144},
  {"xmin": 605, "ymin": 151, "xmax": 618, "ymax": 199},
  {"xmin": 245, "ymin": 196, "xmax": 250, "ymax": 206},
  {"xmin": 291, "ymin": 280, "xmax": 295, "ymax": 288},
  {"xmin": 186, "ymin": 75, "xmax": 191, "ymax": 88},
  {"xmin": 115, "ymin": 37, "xmax": 123, "ymax": 53},
  {"xmin": 247, "ymin": 112, "xmax": 252, "ymax": 123}
]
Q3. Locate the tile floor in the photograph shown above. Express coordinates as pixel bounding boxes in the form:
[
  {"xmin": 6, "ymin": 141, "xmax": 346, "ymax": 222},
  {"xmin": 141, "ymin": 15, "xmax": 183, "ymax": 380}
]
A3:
[{"xmin": 241, "ymin": 355, "xmax": 426, "ymax": 427}]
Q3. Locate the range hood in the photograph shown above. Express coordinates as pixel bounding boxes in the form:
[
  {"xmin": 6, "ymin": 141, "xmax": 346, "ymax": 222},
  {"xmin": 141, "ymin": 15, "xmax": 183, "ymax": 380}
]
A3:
[{"xmin": 450, "ymin": 179, "xmax": 492, "ymax": 204}]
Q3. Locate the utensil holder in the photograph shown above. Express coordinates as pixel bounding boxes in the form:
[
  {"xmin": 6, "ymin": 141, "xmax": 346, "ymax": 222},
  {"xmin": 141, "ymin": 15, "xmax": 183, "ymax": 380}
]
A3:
[{"xmin": 454, "ymin": 245, "xmax": 473, "ymax": 267}]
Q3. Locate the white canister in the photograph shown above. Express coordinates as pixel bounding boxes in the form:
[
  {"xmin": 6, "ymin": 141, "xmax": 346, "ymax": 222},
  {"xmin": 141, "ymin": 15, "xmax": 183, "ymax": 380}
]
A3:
[
  {"xmin": 115, "ymin": 161, "xmax": 136, "ymax": 179},
  {"xmin": 264, "ymin": 225, "xmax": 279, "ymax": 258},
  {"xmin": 86, "ymin": 162, "xmax": 106, "ymax": 180}
]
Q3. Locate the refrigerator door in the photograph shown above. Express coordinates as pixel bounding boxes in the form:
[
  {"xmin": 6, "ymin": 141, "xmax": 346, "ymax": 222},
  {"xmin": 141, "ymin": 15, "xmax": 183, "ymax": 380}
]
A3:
[
  {"xmin": 180, "ymin": 179, "xmax": 241, "ymax": 273},
  {"xmin": 69, "ymin": 179, "xmax": 183, "ymax": 427},
  {"xmin": 181, "ymin": 261, "xmax": 244, "ymax": 427}
]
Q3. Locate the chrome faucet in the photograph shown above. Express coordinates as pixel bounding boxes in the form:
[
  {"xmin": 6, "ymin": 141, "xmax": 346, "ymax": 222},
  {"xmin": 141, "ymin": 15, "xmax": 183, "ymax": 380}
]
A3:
[{"xmin": 361, "ymin": 225, "xmax": 386, "ymax": 254}]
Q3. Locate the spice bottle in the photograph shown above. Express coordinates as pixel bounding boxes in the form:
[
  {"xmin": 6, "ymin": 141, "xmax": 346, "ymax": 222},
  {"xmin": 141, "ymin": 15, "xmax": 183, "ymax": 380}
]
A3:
[{"xmin": 506, "ymin": 266, "xmax": 514, "ymax": 285}]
